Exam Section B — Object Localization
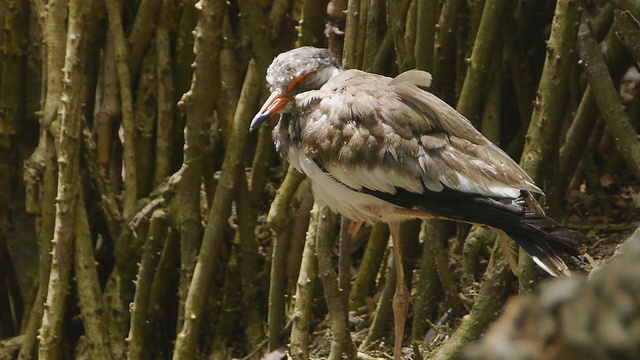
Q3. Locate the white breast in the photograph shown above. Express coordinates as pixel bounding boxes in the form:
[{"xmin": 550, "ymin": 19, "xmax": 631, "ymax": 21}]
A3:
[{"xmin": 286, "ymin": 147, "xmax": 410, "ymax": 224}]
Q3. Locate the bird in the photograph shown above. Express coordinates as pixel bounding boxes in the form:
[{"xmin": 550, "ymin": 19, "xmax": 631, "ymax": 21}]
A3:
[{"xmin": 250, "ymin": 46, "xmax": 587, "ymax": 359}]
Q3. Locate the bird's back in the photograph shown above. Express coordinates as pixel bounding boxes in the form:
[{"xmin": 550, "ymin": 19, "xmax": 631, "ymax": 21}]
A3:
[{"xmin": 276, "ymin": 69, "xmax": 540, "ymax": 200}]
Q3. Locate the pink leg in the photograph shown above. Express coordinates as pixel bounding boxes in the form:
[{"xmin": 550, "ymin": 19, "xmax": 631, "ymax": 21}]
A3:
[
  {"xmin": 389, "ymin": 222, "xmax": 408, "ymax": 360},
  {"xmin": 348, "ymin": 220, "xmax": 364, "ymax": 237}
]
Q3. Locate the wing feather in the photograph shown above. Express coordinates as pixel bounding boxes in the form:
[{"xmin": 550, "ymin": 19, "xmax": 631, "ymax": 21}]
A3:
[{"xmin": 294, "ymin": 69, "xmax": 540, "ymax": 200}]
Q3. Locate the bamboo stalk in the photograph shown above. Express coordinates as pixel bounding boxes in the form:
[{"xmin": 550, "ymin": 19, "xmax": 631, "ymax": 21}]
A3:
[
  {"xmin": 0, "ymin": 0, "xmax": 29, "ymax": 314},
  {"xmin": 503, "ymin": 13, "xmax": 535, "ymax": 130},
  {"xmin": 290, "ymin": 206, "xmax": 321, "ymax": 360},
  {"xmin": 560, "ymin": 11, "xmax": 637, "ymax": 191},
  {"xmin": 106, "ymin": 0, "xmax": 138, "ymax": 218},
  {"xmin": 286, "ymin": 182, "xmax": 315, "ymax": 282},
  {"xmin": 434, "ymin": 241, "xmax": 511, "ymax": 359},
  {"xmin": 360, "ymin": 250, "xmax": 393, "ymax": 349},
  {"xmin": 414, "ymin": 0, "xmax": 439, "ymax": 72},
  {"xmin": 456, "ymin": 0, "xmax": 508, "ymax": 123},
  {"xmin": 429, "ymin": 221, "xmax": 465, "ymax": 315},
  {"xmin": 127, "ymin": 210, "xmax": 168, "ymax": 360},
  {"xmin": 95, "ymin": 31, "xmax": 120, "ymax": 173},
  {"xmin": 432, "ymin": 0, "xmax": 465, "ymax": 102},
  {"xmin": 349, "ymin": 222, "xmax": 389, "ymax": 310},
  {"xmin": 354, "ymin": 0, "xmax": 369, "ymax": 68},
  {"xmin": 362, "ymin": 0, "xmax": 379, "ymax": 72},
  {"xmin": 269, "ymin": 0, "xmax": 293, "ymax": 39},
  {"xmin": 338, "ymin": 217, "xmax": 353, "ymax": 329},
  {"xmin": 20, "ymin": 18, "xmax": 67, "ymax": 360},
  {"xmin": 609, "ymin": 0, "xmax": 640, "ymax": 22},
  {"xmin": 238, "ymin": 0, "xmax": 273, "ymax": 73},
  {"xmin": 39, "ymin": 0, "xmax": 90, "ymax": 357},
  {"xmin": 316, "ymin": 207, "xmax": 356, "ymax": 360},
  {"xmin": 296, "ymin": 0, "xmax": 328, "ymax": 47},
  {"xmin": 342, "ymin": 0, "xmax": 360, "ymax": 68},
  {"xmin": 172, "ymin": 57, "xmax": 260, "ymax": 360},
  {"xmin": 236, "ymin": 172, "xmax": 266, "ymax": 350},
  {"xmin": 578, "ymin": 21, "xmax": 640, "ymax": 180},
  {"xmin": 386, "ymin": 0, "xmax": 412, "ymax": 71},
  {"xmin": 210, "ymin": 234, "xmax": 243, "ymax": 359},
  {"xmin": 372, "ymin": 30, "xmax": 393, "ymax": 74},
  {"xmin": 411, "ymin": 220, "xmax": 453, "ymax": 340},
  {"xmin": 265, "ymin": 166, "xmax": 303, "ymax": 347},
  {"xmin": 172, "ymin": 0, "xmax": 223, "ymax": 329},
  {"xmin": 518, "ymin": 0, "xmax": 582, "ymax": 291},
  {"xmin": 479, "ymin": 39, "xmax": 503, "ymax": 144},
  {"xmin": 127, "ymin": 0, "xmax": 163, "ymax": 75},
  {"xmin": 74, "ymin": 197, "xmax": 111, "ymax": 360},
  {"xmin": 268, "ymin": 217, "xmax": 292, "ymax": 350},
  {"xmin": 267, "ymin": 166, "xmax": 305, "ymax": 229},
  {"xmin": 403, "ymin": 0, "xmax": 417, "ymax": 69},
  {"xmin": 614, "ymin": 10, "xmax": 640, "ymax": 61},
  {"xmin": 146, "ymin": 229, "xmax": 180, "ymax": 356},
  {"xmin": 461, "ymin": 227, "xmax": 495, "ymax": 289},
  {"xmin": 133, "ymin": 48, "xmax": 157, "ymax": 198},
  {"xmin": 154, "ymin": 0, "xmax": 175, "ymax": 186}
]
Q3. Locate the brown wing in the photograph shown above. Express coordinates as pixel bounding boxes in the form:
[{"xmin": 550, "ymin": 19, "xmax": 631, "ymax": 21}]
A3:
[{"xmin": 295, "ymin": 69, "xmax": 540, "ymax": 198}]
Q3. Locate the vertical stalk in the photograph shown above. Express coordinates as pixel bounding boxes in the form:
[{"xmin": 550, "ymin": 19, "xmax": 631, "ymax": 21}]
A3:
[
  {"xmin": 172, "ymin": 58, "xmax": 259, "ymax": 360},
  {"xmin": 106, "ymin": 0, "xmax": 138, "ymax": 218},
  {"xmin": 39, "ymin": 0, "xmax": 90, "ymax": 357},
  {"xmin": 519, "ymin": 0, "xmax": 582, "ymax": 291}
]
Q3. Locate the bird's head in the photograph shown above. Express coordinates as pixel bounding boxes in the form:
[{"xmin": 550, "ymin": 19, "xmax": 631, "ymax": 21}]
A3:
[{"xmin": 250, "ymin": 47, "xmax": 342, "ymax": 131}]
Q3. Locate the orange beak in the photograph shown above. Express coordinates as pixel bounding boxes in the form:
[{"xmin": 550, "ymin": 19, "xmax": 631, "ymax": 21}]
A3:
[{"xmin": 250, "ymin": 91, "xmax": 291, "ymax": 132}]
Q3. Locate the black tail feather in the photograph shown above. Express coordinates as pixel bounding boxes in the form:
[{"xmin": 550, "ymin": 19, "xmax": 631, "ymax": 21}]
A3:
[
  {"xmin": 501, "ymin": 206, "xmax": 586, "ymax": 276},
  {"xmin": 366, "ymin": 186, "xmax": 587, "ymax": 276}
]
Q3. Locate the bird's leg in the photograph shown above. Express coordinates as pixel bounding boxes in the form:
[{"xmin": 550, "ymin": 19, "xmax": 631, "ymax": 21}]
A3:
[
  {"xmin": 389, "ymin": 222, "xmax": 408, "ymax": 360},
  {"xmin": 348, "ymin": 220, "xmax": 364, "ymax": 237}
]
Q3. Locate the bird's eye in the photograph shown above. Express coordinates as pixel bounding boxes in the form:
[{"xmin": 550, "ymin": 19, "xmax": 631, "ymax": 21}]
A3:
[{"xmin": 287, "ymin": 70, "xmax": 317, "ymax": 92}]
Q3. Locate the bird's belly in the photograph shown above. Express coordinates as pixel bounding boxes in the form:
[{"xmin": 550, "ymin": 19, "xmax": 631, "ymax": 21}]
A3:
[
  {"xmin": 309, "ymin": 177, "xmax": 402, "ymax": 223},
  {"xmin": 287, "ymin": 147, "xmax": 409, "ymax": 223}
]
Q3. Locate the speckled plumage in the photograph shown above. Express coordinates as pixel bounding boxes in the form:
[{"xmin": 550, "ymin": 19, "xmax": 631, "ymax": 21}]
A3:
[
  {"xmin": 275, "ymin": 68, "xmax": 541, "ymax": 199},
  {"xmin": 252, "ymin": 46, "xmax": 586, "ymax": 278}
]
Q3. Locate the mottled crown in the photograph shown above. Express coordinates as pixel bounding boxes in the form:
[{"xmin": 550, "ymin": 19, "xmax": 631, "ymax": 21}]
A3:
[{"xmin": 266, "ymin": 47, "xmax": 342, "ymax": 94}]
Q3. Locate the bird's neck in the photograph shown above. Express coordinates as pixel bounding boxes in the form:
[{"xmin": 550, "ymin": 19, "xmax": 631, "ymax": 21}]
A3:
[
  {"xmin": 315, "ymin": 65, "xmax": 342, "ymax": 88},
  {"xmin": 273, "ymin": 113, "xmax": 300, "ymax": 155}
]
